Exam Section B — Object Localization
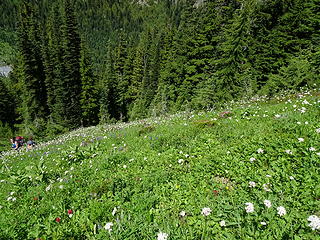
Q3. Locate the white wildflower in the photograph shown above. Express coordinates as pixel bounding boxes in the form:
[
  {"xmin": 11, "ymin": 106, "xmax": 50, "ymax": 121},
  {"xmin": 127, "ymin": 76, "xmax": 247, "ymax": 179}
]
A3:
[
  {"xmin": 249, "ymin": 157, "xmax": 256, "ymax": 162},
  {"xmin": 178, "ymin": 159, "xmax": 184, "ymax": 164},
  {"xmin": 285, "ymin": 150, "xmax": 293, "ymax": 154},
  {"xmin": 46, "ymin": 184, "xmax": 51, "ymax": 192},
  {"xmin": 245, "ymin": 203, "xmax": 254, "ymax": 213},
  {"xmin": 307, "ymin": 215, "xmax": 320, "ymax": 230},
  {"xmin": 277, "ymin": 206, "xmax": 286, "ymax": 216},
  {"xmin": 305, "ymin": 121, "xmax": 309, "ymax": 125},
  {"xmin": 157, "ymin": 231, "xmax": 168, "ymax": 240},
  {"xmin": 257, "ymin": 148, "xmax": 264, "ymax": 154},
  {"xmin": 299, "ymin": 107, "xmax": 306, "ymax": 113},
  {"xmin": 302, "ymin": 100, "xmax": 309, "ymax": 105},
  {"xmin": 179, "ymin": 211, "xmax": 186, "ymax": 217},
  {"xmin": 298, "ymin": 138, "xmax": 304, "ymax": 142},
  {"xmin": 316, "ymin": 128, "xmax": 320, "ymax": 134},
  {"xmin": 263, "ymin": 200, "xmax": 272, "ymax": 208},
  {"xmin": 104, "ymin": 222, "xmax": 113, "ymax": 232},
  {"xmin": 201, "ymin": 207, "xmax": 212, "ymax": 216},
  {"xmin": 309, "ymin": 147, "xmax": 316, "ymax": 151},
  {"xmin": 112, "ymin": 207, "xmax": 117, "ymax": 216},
  {"xmin": 59, "ymin": 185, "xmax": 64, "ymax": 189},
  {"xmin": 289, "ymin": 176, "xmax": 294, "ymax": 180},
  {"xmin": 219, "ymin": 220, "xmax": 226, "ymax": 227},
  {"xmin": 297, "ymin": 121, "xmax": 301, "ymax": 125},
  {"xmin": 249, "ymin": 181, "xmax": 256, "ymax": 188},
  {"xmin": 260, "ymin": 222, "xmax": 267, "ymax": 226},
  {"xmin": 266, "ymin": 175, "xmax": 272, "ymax": 178}
]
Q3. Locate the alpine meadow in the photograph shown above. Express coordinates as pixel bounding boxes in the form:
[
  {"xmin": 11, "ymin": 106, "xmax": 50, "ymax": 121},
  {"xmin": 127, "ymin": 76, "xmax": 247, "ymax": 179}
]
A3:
[{"xmin": 0, "ymin": 0, "xmax": 319, "ymax": 239}]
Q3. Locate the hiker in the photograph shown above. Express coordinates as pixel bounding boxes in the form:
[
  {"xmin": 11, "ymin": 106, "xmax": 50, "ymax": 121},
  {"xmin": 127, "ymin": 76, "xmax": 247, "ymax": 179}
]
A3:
[
  {"xmin": 15, "ymin": 136, "xmax": 24, "ymax": 150},
  {"xmin": 10, "ymin": 138, "xmax": 18, "ymax": 150},
  {"xmin": 27, "ymin": 137, "xmax": 35, "ymax": 150}
]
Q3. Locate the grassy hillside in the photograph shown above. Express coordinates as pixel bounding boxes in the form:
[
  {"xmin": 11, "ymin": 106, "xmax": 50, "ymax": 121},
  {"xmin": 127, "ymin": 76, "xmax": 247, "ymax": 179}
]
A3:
[{"xmin": 0, "ymin": 89, "xmax": 319, "ymax": 239}]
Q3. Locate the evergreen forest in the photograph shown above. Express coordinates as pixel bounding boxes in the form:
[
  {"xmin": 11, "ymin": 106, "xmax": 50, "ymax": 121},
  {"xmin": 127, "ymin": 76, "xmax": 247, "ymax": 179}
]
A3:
[{"xmin": 1, "ymin": 0, "xmax": 320, "ymax": 140}]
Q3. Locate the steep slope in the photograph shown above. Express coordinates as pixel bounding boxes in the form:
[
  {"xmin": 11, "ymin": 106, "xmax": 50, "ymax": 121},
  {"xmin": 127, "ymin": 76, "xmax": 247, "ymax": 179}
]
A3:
[{"xmin": 0, "ymin": 89, "xmax": 319, "ymax": 239}]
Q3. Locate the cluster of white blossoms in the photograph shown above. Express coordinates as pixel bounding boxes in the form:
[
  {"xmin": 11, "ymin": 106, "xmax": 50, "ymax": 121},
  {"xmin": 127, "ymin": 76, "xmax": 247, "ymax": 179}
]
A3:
[
  {"xmin": 201, "ymin": 207, "xmax": 212, "ymax": 216},
  {"xmin": 179, "ymin": 211, "xmax": 186, "ymax": 217},
  {"xmin": 249, "ymin": 181, "xmax": 256, "ymax": 188},
  {"xmin": 285, "ymin": 149, "xmax": 293, "ymax": 155},
  {"xmin": 264, "ymin": 200, "xmax": 272, "ymax": 208},
  {"xmin": 257, "ymin": 148, "xmax": 264, "ymax": 154},
  {"xmin": 104, "ymin": 222, "xmax": 113, "ymax": 233},
  {"xmin": 309, "ymin": 147, "xmax": 316, "ymax": 151},
  {"xmin": 7, "ymin": 192, "xmax": 16, "ymax": 201},
  {"xmin": 245, "ymin": 203, "xmax": 255, "ymax": 213},
  {"xmin": 307, "ymin": 215, "xmax": 320, "ymax": 230},
  {"xmin": 178, "ymin": 159, "xmax": 184, "ymax": 164},
  {"xmin": 157, "ymin": 231, "xmax": 169, "ymax": 240},
  {"xmin": 219, "ymin": 220, "xmax": 226, "ymax": 227},
  {"xmin": 277, "ymin": 206, "xmax": 286, "ymax": 217}
]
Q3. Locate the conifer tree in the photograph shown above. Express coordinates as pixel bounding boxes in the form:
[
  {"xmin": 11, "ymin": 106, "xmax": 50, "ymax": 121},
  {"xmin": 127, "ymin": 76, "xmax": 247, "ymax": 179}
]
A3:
[
  {"xmin": 213, "ymin": 0, "xmax": 255, "ymax": 101},
  {"xmin": 151, "ymin": 27, "xmax": 177, "ymax": 114},
  {"xmin": 127, "ymin": 43, "xmax": 144, "ymax": 120},
  {"xmin": 58, "ymin": 0, "xmax": 82, "ymax": 129},
  {"xmin": 129, "ymin": 28, "xmax": 161, "ymax": 119},
  {"xmin": 43, "ymin": 3, "xmax": 64, "ymax": 123},
  {"xmin": 99, "ymin": 42, "xmax": 117, "ymax": 122},
  {"xmin": 0, "ymin": 76, "xmax": 15, "ymax": 126},
  {"xmin": 113, "ymin": 31, "xmax": 129, "ymax": 121},
  {"xmin": 80, "ymin": 42, "xmax": 99, "ymax": 126},
  {"xmin": 17, "ymin": 1, "xmax": 48, "ymax": 132}
]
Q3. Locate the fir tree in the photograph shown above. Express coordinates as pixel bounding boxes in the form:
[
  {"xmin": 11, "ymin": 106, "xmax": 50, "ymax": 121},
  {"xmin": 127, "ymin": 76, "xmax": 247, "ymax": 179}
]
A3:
[
  {"xmin": 0, "ymin": 76, "xmax": 15, "ymax": 126},
  {"xmin": 59, "ymin": 0, "xmax": 83, "ymax": 129},
  {"xmin": 17, "ymin": 1, "xmax": 48, "ymax": 132},
  {"xmin": 80, "ymin": 41, "xmax": 99, "ymax": 126},
  {"xmin": 99, "ymin": 42, "xmax": 117, "ymax": 123}
]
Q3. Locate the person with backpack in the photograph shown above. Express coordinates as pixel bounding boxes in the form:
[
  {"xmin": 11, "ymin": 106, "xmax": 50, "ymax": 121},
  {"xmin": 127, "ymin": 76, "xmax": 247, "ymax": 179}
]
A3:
[
  {"xmin": 10, "ymin": 138, "xmax": 17, "ymax": 150},
  {"xmin": 15, "ymin": 136, "xmax": 24, "ymax": 150},
  {"xmin": 27, "ymin": 137, "xmax": 35, "ymax": 150}
]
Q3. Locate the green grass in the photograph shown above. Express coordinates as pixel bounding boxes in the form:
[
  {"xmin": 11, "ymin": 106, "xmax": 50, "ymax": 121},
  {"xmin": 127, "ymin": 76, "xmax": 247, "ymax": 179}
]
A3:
[{"xmin": 0, "ymin": 90, "xmax": 320, "ymax": 239}]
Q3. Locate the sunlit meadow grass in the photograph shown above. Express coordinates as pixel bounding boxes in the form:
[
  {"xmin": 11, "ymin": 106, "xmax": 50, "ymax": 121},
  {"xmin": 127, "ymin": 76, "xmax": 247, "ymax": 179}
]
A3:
[{"xmin": 0, "ymin": 89, "xmax": 320, "ymax": 239}]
